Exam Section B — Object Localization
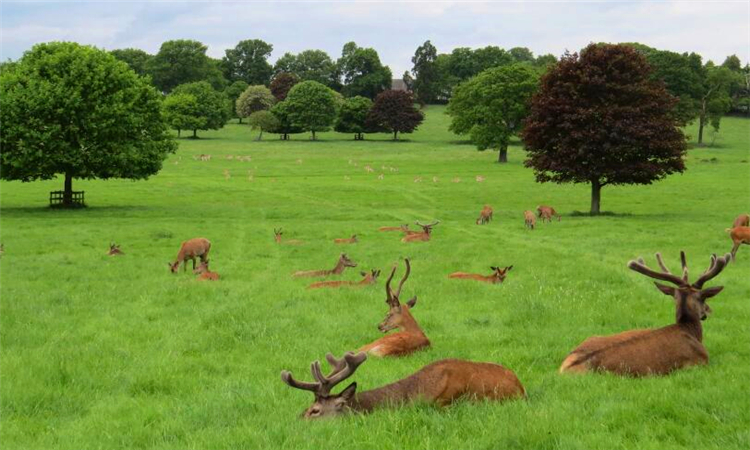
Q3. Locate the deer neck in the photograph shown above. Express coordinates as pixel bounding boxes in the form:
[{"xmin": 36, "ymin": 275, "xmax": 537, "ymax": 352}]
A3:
[
  {"xmin": 350, "ymin": 375, "xmax": 422, "ymax": 413},
  {"xmin": 397, "ymin": 309, "xmax": 424, "ymax": 335},
  {"xmin": 331, "ymin": 260, "xmax": 348, "ymax": 274},
  {"xmin": 675, "ymin": 300, "xmax": 704, "ymax": 342}
]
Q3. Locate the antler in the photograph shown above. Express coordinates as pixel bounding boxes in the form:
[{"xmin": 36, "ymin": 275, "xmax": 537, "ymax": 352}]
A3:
[
  {"xmin": 416, "ymin": 220, "xmax": 440, "ymax": 228},
  {"xmin": 693, "ymin": 253, "xmax": 731, "ymax": 289},
  {"xmin": 281, "ymin": 352, "xmax": 367, "ymax": 397},
  {"xmin": 627, "ymin": 252, "xmax": 689, "ymax": 287},
  {"xmin": 393, "ymin": 258, "xmax": 411, "ymax": 299},
  {"xmin": 385, "ymin": 265, "xmax": 398, "ymax": 305}
]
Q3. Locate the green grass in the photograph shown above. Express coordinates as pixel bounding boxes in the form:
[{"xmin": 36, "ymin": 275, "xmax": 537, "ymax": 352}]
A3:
[{"xmin": 1, "ymin": 106, "xmax": 749, "ymax": 450}]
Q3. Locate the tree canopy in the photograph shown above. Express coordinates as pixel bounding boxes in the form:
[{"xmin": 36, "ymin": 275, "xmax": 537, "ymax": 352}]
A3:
[
  {"xmin": 110, "ymin": 48, "xmax": 153, "ymax": 77},
  {"xmin": 0, "ymin": 42, "xmax": 176, "ymax": 206},
  {"xmin": 274, "ymin": 50, "xmax": 340, "ymax": 89},
  {"xmin": 247, "ymin": 110, "xmax": 280, "ymax": 141},
  {"xmin": 171, "ymin": 81, "xmax": 231, "ymax": 137},
  {"xmin": 338, "ymin": 42, "xmax": 392, "ymax": 98},
  {"xmin": 334, "ymin": 96, "xmax": 374, "ymax": 140},
  {"xmin": 270, "ymin": 72, "xmax": 299, "ymax": 101},
  {"xmin": 522, "ymin": 43, "xmax": 687, "ymax": 215},
  {"xmin": 221, "ymin": 39, "xmax": 274, "ymax": 85},
  {"xmin": 149, "ymin": 40, "xmax": 224, "ymax": 92},
  {"xmin": 236, "ymin": 85, "xmax": 276, "ymax": 120},
  {"xmin": 163, "ymin": 93, "xmax": 204, "ymax": 137},
  {"xmin": 269, "ymin": 101, "xmax": 303, "ymax": 140},
  {"xmin": 224, "ymin": 80, "xmax": 250, "ymax": 122},
  {"xmin": 283, "ymin": 80, "xmax": 338, "ymax": 140},
  {"xmin": 411, "ymin": 40, "xmax": 440, "ymax": 104},
  {"xmin": 367, "ymin": 90, "xmax": 424, "ymax": 140}
]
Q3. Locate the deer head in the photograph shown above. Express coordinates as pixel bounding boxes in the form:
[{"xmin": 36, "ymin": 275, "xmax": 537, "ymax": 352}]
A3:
[
  {"xmin": 628, "ymin": 252, "xmax": 731, "ymax": 323},
  {"xmin": 281, "ymin": 351, "xmax": 367, "ymax": 419},
  {"xmin": 274, "ymin": 228, "xmax": 283, "ymax": 243},
  {"xmin": 416, "ymin": 220, "xmax": 440, "ymax": 235},
  {"xmin": 339, "ymin": 254, "xmax": 357, "ymax": 268},
  {"xmin": 360, "ymin": 269, "xmax": 381, "ymax": 280},
  {"xmin": 168, "ymin": 261, "xmax": 180, "ymax": 273},
  {"xmin": 490, "ymin": 266, "xmax": 513, "ymax": 282},
  {"xmin": 107, "ymin": 243, "xmax": 123, "ymax": 256},
  {"xmin": 193, "ymin": 260, "xmax": 210, "ymax": 274},
  {"xmin": 378, "ymin": 259, "xmax": 418, "ymax": 332}
]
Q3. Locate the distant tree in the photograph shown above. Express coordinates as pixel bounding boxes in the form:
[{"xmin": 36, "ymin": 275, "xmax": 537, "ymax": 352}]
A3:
[
  {"xmin": 0, "ymin": 42, "xmax": 176, "ymax": 207},
  {"xmin": 283, "ymin": 80, "xmax": 338, "ymax": 140},
  {"xmin": 367, "ymin": 90, "xmax": 424, "ymax": 140},
  {"xmin": 149, "ymin": 40, "xmax": 224, "ymax": 93},
  {"xmin": 273, "ymin": 50, "xmax": 339, "ymax": 89},
  {"xmin": 338, "ymin": 42, "xmax": 392, "ymax": 98},
  {"xmin": 411, "ymin": 40, "xmax": 440, "ymax": 104},
  {"xmin": 509, "ymin": 47, "xmax": 535, "ymax": 63},
  {"xmin": 697, "ymin": 65, "xmax": 736, "ymax": 145},
  {"xmin": 224, "ymin": 80, "xmax": 249, "ymax": 123},
  {"xmin": 522, "ymin": 43, "xmax": 687, "ymax": 215},
  {"xmin": 247, "ymin": 110, "xmax": 280, "ymax": 141},
  {"xmin": 473, "ymin": 46, "xmax": 514, "ymax": 72},
  {"xmin": 172, "ymin": 81, "xmax": 231, "ymax": 137},
  {"xmin": 448, "ymin": 64, "xmax": 539, "ymax": 163},
  {"xmin": 534, "ymin": 54, "xmax": 558, "ymax": 68},
  {"xmin": 163, "ymin": 93, "xmax": 204, "ymax": 137},
  {"xmin": 269, "ymin": 101, "xmax": 303, "ymax": 140},
  {"xmin": 402, "ymin": 70, "xmax": 415, "ymax": 92},
  {"xmin": 236, "ymin": 85, "xmax": 276, "ymax": 122},
  {"xmin": 722, "ymin": 55, "xmax": 742, "ymax": 72},
  {"xmin": 221, "ymin": 39, "xmax": 273, "ymax": 85},
  {"xmin": 270, "ymin": 72, "xmax": 299, "ymax": 101},
  {"xmin": 335, "ymin": 96, "xmax": 374, "ymax": 140},
  {"xmin": 110, "ymin": 48, "xmax": 153, "ymax": 77}
]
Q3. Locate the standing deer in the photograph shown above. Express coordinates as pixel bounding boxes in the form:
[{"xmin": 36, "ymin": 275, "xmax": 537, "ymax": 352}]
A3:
[
  {"xmin": 523, "ymin": 211, "xmax": 536, "ymax": 230},
  {"xmin": 378, "ymin": 224, "xmax": 409, "ymax": 232},
  {"xmin": 107, "ymin": 243, "xmax": 124, "ymax": 256},
  {"xmin": 308, "ymin": 270, "xmax": 380, "ymax": 289},
  {"xmin": 476, "ymin": 205, "xmax": 493, "ymax": 225},
  {"xmin": 359, "ymin": 259, "xmax": 430, "ymax": 357},
  {"xmin": 169, "ymin": 238, "xmax": 211, "ymax": 273},
  {"xmin": 293, "ymin": 254, "xmax": 357, "ymax": 278},
  {"xmin": 537, "ymin": 205, "xmax": 561, "ymax": 222},
  {"xmin": 726, "ymin": 226, "xmax": 750, "ymax": 260},
  {"xmin": 281, "ymin": 351, "xmax": 525, "ymax": 419},
  {"xmin": 401, "ymin": 221, "xmax": 440, "ymax": 243},
  {"xmin": 333, "ymin": 235, "xmax": 358, "ymax": 244},
  {"xmin": 274, "ymin": 228, "xmax": 303, "ymax": 245},
  {"xmin": 193, "ymin": 260, "xmax": 220, "ymax": 281},
  {"xmin": 448, "ymin": 266, "xmax": 513, "ymax": 284},
  {"xmin": 560, "ymin": 251, "xmax": 731, "ymax": 376},
  {"xmin": 732, "ymin": 213, "xmax": 749, "ymax": 228}
]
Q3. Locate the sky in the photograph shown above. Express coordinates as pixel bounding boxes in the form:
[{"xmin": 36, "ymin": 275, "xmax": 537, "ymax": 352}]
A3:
[{"xmin": 1, "ymin": 0, "xmax": 748, "ymax": 75}]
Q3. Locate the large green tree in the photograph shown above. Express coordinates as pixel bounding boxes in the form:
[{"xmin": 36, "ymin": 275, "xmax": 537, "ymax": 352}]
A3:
[
  {"xmin": 163, "ymin": 93, "xmax": 205, "ymax": 138},
  {"xmin": 236, "ymin": 85, "xmax": 276, "ymax": 121},
  {"xmin": 337, "ymin": 42, "xmax": 392, "ymax": 98},
  {"xmin": 225, "ymin": 80, "xmax": 250, "ymax": 123},
  {"xmin": 0, "ymin": 42, "xmax": 176, "ymax": 207},
  {"xmin": 247, "ymin": 110, "xmax": 280, "ymax": 141},
  {"xmin": 273, "ymin": 50, "xmax": 339, "ymax": 89},
  {"xmin": 110, "ymin": 48, "xmax": 153, "ymax": 77},
  {"xmin": 335, "ymin": 96, "xmax": 374, "ymax": 140},
  {"xmin": 411, "ymin": 40, "xmax": 440, "ymax": 104},
  {"xmin": 367, "ymin": 90, "xmax": 424, "ymax": 140},
  {"xmin": 697, "ymin": 65, "xmax": 736, "ymax": 145},
  {"xmin": 522, "ymin": 43, "xmax": 687, "ymax": 215},
  {"xmin": 221, "ymin": 39, "xmax": 273, "ymax": 85},
  {"xmin": 149, "ymin": 40, "xmax": 224, "ymax": 92},
  {"xmin": 269, "ymin": 101, "xmax": 303, "ymax": 140},
  {"xmin": 171, "ymin": 81, "xmax": 231, "ymax": 137},
  {"xmin": 448, "ymin": 64, "xmax": 539, "ymax": 163},
  {"xmin": 283, "ymin": 80, "xmax": 338, "ymax": 140}
]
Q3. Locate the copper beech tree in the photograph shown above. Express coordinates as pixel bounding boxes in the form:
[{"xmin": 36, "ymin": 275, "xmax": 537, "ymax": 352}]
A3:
[{"xmin": 522, "ymin": 43, "xmax": 687, "ymax": 215}]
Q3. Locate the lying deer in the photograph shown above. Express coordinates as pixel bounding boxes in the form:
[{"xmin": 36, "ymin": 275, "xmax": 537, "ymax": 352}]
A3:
[
  {"xmin": 293, "ymin": 254, "xmax": 357, "ymax": 278},
  {"xmin": 401, "ymin": 221, "xmax": 439, "ymax": 243},
  {"xmin": 378, "ymin": 224, "xmax": 409, "ymax": 232},
  {"xmin": 523, "ymin": 211, "xmax": 536, "ymax": 230},
  {"xmin": 169, "ymin": 238, "xmax": 211, "ymax": 273},
  {"xmin": 476, "ymin": 205, "xmax": 493, "ymax": 225},
  {"xmin": 359, "ymin": 259, "xmax": 430, "ymax": 357},
  {"xmin": 448, "ymin": 266, "xmax": 513, "ymax": 284},
  {"xmin": 333, "ymin": 235, "xmax": 358, "ymax": 244},
  {"xmin": 726, "ymin": 226, "xmax": 750, "ymax": 260},
  {"xmin": 281, "ymin": 351, "xmax": 525, "ymax": 419},
  {"xmin": 193, "ymin": 260, "xmax": 220, "ymax": 281},
  {"xmin": 560, "ymin": 251, "xmax": 731, "ymax": 376},
  {"xmin": 537, "ymin": 205, "xmax": 561, "ymax": 222},
  {"xmin": 308, "ymin": 270, "xmax": 380, "ymax": 289},
  {"xmin": 107, "ymin": 243, "xmax": 124, "ymax": 256},
  {"xmin": 274, "ymin": 228, "xmax": 303, "ymax": 245},
  {"xmin": 732, "ymin": 213, "xmax": 749, "ymax": 228}
]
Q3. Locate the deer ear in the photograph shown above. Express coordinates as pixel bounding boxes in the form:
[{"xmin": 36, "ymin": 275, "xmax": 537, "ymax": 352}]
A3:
[
  {"xmin": 490, "ymin": 266, "xmax": 498, "ymax": 271},
  {"xmin": 338, "ymin": 382, "xmax": 357, "ymax": 402},
  {"xmin": 506, "ymin": 265, "xmax": 513, "ymax": 271},
  {"xmin": 406, "ymin": 296, "xmax": 417, "ymax": 308},
  {"xmin": 654, "ymin": 282, "xmax": 676, "ymax": 296},
  {"xmin": 360, "ymin": 271, "xmax": 366, "ymax": 277},
  {"xmin": 701, "ymin": 286, "xmax": 724, "ymax": 300}
]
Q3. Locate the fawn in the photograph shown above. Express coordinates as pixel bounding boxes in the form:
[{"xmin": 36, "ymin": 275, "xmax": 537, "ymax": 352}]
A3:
[
  {"xmin": 193, "ymin": 260, "xmax": 220, "ymax": 281},
  {"xmin": 523, "ymin": 211, "xmax": 536, "ymax": 230}
]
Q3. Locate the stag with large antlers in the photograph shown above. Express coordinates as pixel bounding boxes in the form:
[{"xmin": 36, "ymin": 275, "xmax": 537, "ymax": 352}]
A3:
[
  {"xmin": 281, "ymin": 351, "xmax": 525, "ymax": 419},
  {"xmin": 358, "ymin": 259, "xmax": 430, "ymax": 357},
  {"xmin": 401, "ymin": 221, "xmax": 440, "ymax": 243},
  {"xmin": 560, "ymin": 251, "xmax": 731, "ymax": 376},
  {"xmin": 308, "ymin": 270, "xmax": 380, "ymax": 289},
  {"xmin": 449, "ymin": 266, "xmax": 513, "ymax": 284},
  {"xmin": 293, "ymin": 254, "xmax": 357, "ymax": 278}
]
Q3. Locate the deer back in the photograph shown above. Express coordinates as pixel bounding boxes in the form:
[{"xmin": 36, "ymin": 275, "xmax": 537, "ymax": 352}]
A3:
[{"xmin": 732, "ymin": 214, "xmax": 750, "ymax": 228}]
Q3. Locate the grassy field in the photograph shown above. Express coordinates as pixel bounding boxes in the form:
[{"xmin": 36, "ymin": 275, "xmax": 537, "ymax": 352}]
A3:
[{"xmin": 1, "ymin": 106, "xmax": 749, "ymax": 450}]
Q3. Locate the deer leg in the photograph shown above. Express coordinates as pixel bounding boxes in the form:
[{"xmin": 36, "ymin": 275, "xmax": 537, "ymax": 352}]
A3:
[{"xmin": 731, "ymin": 242, "xmax": 740, "ymax": 260}]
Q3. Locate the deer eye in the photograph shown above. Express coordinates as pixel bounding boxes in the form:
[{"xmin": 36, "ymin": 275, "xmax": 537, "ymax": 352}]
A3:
[{"xmin": 309, "ymin": 408, "xmax": 321, "ymax": 416}]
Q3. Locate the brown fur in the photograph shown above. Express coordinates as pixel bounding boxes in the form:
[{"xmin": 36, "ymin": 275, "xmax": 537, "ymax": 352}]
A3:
[
  {"xmin": 401, "ymin": 221, "xmax": 439, "ymax": 243},
  {"xmin": 732, "ymin": 214, "xmax": 750, "ymax": 228},
  {"xmin": 333, "ymin": 235, "xmax": 358, "ymax": 244},
  {"xmin": 274, "ymin": 228, "xmax": 303, "ymax": 245},
  {"xmin": 308, "ymin": 270, "xmax": 380, "ymax": 289},
  {"xmin": 536, "ymin": 205, "xmax": 560, "ymax": 223},
  {"xmin": 523, "ymin": 211, "xmax": 536, "ymax": 230},
  {"xmin": 169, "ymin": 238, "xmax": 211, "ymax": 272},
  {"xmin": 726, "ymin": 226, "xmax": 750, "ymax": 260},
  {"xmin": 293, "ymin": 254, "xmax": 357, "ymax": 278},
  {"xmin": 378, "ymin": 224, "xmax": 409, "ymax": 232},
  {"xmin": 107, "ymin": 243, "xmax": 124, "ymax": 256},
  {"xmin": 448, "ymin": 266, "xmax": 512, "ymax": 284},
  {"xmin": 193, "ymin": 261, "xmax": 220, "ymax": 281},
  {"xmin": 476, "ymin": 205, "xmax": 493, "ymax": 225}
]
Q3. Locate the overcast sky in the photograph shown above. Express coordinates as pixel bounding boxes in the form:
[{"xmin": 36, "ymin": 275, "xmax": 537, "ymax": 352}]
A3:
[{"xmin": 2, "ymin": 1, "xmax": 748, "ymax": 75}]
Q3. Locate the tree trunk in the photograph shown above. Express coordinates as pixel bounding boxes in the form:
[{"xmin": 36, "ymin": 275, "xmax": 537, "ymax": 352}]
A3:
[
  {"xmin": 63, "ymin": 172, "xmax": 73, "ymax": 207},
  {"xmin": 393, "ymin": 131, "xmax": 398, "ymax": 140},
  {"xmin": 312, "ymin": 130, "xmax": 316, "ymax": 141},
  {"xmin": 257, "ymin": 130, "xmax": 263, "ymax": 141},
  {"xmin": 193, "ymin": 129, "xmax": 197, "ymax": 139},
  {"xmin": 239, "ymin": 118, "xmax": 243, "ymax": 124},
  {"xmin": 697, "ymin": 100, "xmax": 706, "ymax": 145},
  {"xmin": 498, "ymin": 143, "xmax": 508, "ymax": 163},
  {"xmin": 590, "ymin": 179, "xmax": 602, "ymax": 215},
  {"xmin": 177, "ymin": 129, "xmax": 181, "ymax": 138}
]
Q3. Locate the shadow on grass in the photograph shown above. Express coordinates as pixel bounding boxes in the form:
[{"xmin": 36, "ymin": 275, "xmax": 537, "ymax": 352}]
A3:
[
  {"xmin": 569, "ymin": 211, "xmax": 633, "ymax": 217},
  {"xmin": 0, "ymin": 204, "xmax": 155, "ymax": 217}
]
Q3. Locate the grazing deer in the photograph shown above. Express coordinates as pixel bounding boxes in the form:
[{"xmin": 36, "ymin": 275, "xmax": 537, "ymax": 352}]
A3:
[
  {"xmin": 732, "ymin": 213, "xmax": 749, "ymax": 228},
  {"xmin": 274, "ymin": 228, "xmax": 303, "ymax": 245},
  {"xmin": 476, "ymin": 205, "xmax": 493, "ymax": 225},
  {"xmin": 377, "ymin": 173, "xmax": 384, "ymax": 180},
  {"xmin": 726, "ymin": 226, "xmax": 750, "ymax": 260},
  {"xmin": 401, "ymin": 221, "xmax": 439, "ymax": 243},
  {"xmin": 560, "ymin": 251, "xmax": 731, "ymax": 376},
  {"xmin": 333, "ymin": 235, "xmax": 358, "ymax": 244},
  {"xmin": 378, "ymin": 224, "xmax": 409, "ymax": 232},
  {"xmin": 523, "ymin": 210, "xmax": 536, "ymax": 230},
  {"xmin": 432, "ymin": 176, "xmax": 439, "ymax": 183},
  {"xmin": 169, "ymin": 238, "xmax": 211, "ymax": 273},
  {"xmin": 193, "ymin": 260, "xmax": 220, "ymax": 281},
  {"xmin": 293, "ymin": 254, "xmax": 357, "ymax": 278},
  {"xmin": 281, "ymin": 351, "xmax": 525, "ymax": 419},
  {"xmin": 199, "ymin": 154, "xmax": 211, "ymax": 161},
  {"xmin": 449, "ymin": 266, "xmax": 513, "ymax": 284},
  {"xmin": 364, "ymin": 165, "xmax": 374, "ymax": 173},
  {"xmin": 359, "ymin": 259, "xmax": 430, "ymax": 357},
  {"xmin": 475, "ymin": 175, "xmax": 485, "ymax": 182},
  {"xmin": 308, "ymin": 270, "xmax": 380, "ymax": 289},
  {"xmin": 537, "ymin": 205, "xmax": 561, "ymax": 222},
  {"xmin": 414, "ymin": 176, "xmax": 422, "ymax": 183},
  {"xmin": 107, "ymin": 243, "xmax": 124, "ymax": 256}
]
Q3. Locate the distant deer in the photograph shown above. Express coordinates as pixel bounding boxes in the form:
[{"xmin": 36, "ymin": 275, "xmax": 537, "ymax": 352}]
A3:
[
  {"xmin": 169, "ymin": 238, "xmax": 211, "ymax": 273},
  {"xmin": 333, "ymin": 235, "xmax": 358, "ymax": 244},
  {"xmin": 449, "ymin": 266, "xmax": 513, "ymax": 284},
  {"xmin": 364, "ymin": 165, "xmax": 374, "ymax": 173},
  {"xmin": 451, "ymin": 177, "xmax": 461, "ymax": 183},
  {"xmin": 274, "ymin": 228, "xmax": 303, "ymax": 245},
  {"xmin": 413, "ymin": 176, "xmax": 422, "ymax": 183},
  {"xmin": 293, "ymin": 254, "xmax": 357, "ymax": 278},
  {"xmin": 193, "ymin": 260, "xmax": 220, "ymax": 281},
  {"xmin": 537, "ymin": 205, "xmax": 561, "ymax": 222},
  {"xmin": 281, "ymin": 351, "xmax": 525, "ymax": 419},
  {"xmin": 107, "ymin": 243, "xmax": 124, "ymax": 256},
  {"xmin": 378, "ymin": 224, "xmax": 409, "ymax": 232},
  {"xmin": 199, "ymin": 154, "xmax": 211, "ymax": 161},
  {"xmin": 523, "ymin": 210, "xmax": 536, "ymax": 230},
  {"xmin": 401, "ymin": 221, "xmax": 439, "ymax": 243},
  {"xmin": 377, "ymin": 173, "xmax": 384, "ymax": 180},
  {"xmin": 476, "ymin": 205, "xmax": 493, "ymax": 225},
  {"xmin": 475, "ymin": 175, "xmax": 485, "ymax": 182},
  {"xmin": 726, "ymin": 226, "xmax": 750, "ymax": 260},
  {"xmin": 359, "ymin": 259, "xmax": 430, "ymax": 357},
  {"xmin": 308, "ymin": 270, "xmax": 380, "ymax": 289},
  {"xmin": 0, "ymin": 244, "xmax": 4, "ymax": 258},
  {"xmin": 732, "ymin": 213, "xmax": 749, "ymax": 228},
  {"xmin": 560, "ymin": 251, "xmax": 731, "ymax": 376}
]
